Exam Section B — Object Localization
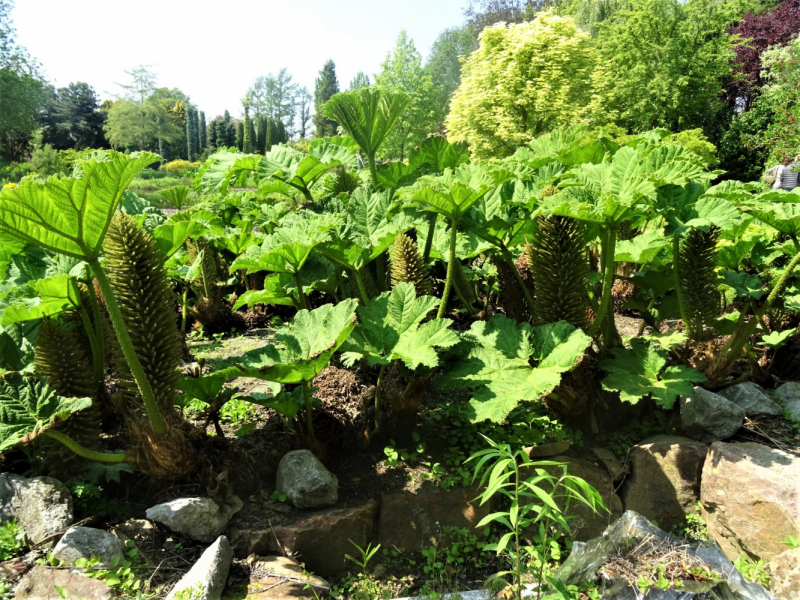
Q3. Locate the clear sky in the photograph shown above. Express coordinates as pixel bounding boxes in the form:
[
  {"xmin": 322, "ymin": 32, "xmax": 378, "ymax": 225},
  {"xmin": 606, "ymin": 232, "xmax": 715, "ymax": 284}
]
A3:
[{"xmin": 11, "ymin": 0, "xmax": 467, "ymax": 119}]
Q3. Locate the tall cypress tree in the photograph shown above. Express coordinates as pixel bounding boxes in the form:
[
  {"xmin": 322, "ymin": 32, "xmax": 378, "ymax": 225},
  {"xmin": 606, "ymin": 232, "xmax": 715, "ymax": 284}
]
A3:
[
  {"xmin": 276, "ymin": 120, "xmax": 287, "ymax": 144},
  {"xmin": 198, "ymin": 111, "xmax": 207, "ymax": 151},
  {"xmin": 244, "ymin": 111, "xmax": 256, "ymax": 154},
  {"xmin": 236, "ymin": 122, "xmax": 244, "ymax": 151},
  {"xmin": 256, "ymin": 116, "xmax": 266, "ymax": 154},
  {"xmin": 208, "ymin": 120, "xmax": 218, "ymax": 149},
  {"xmin": 313, "ymin": 59, "xmax": 340, "ymax": 138},
  {"xmin": 222, "ymin": 110, "xmax": 236, "ymax": 147},
  {"xmin": 267, "ymin": 118, "xmax": 279, "ymax": 148},
  {"xmin": 186, "ymin": 106, "xmax": 199, "ymax": 161}
]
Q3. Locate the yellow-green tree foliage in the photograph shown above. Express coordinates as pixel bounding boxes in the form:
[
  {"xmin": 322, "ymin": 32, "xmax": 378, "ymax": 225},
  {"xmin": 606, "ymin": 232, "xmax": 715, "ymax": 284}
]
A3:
[{"xmin": 446, "ymin": 13, "xmax": 598, "ymax": 158}]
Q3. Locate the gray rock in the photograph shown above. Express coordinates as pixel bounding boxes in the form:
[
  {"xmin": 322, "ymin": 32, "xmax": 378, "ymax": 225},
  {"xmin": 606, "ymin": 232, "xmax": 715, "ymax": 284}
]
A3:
[
  {"xmin": 525, "ymin": 441, "xmax": 571, "ymax": 458},
  {"xmin": 276, "ymin": 450, "xmax": 338, "ymax": 509},
  {"xmin": 146, "ymin": 497, "xmax": 242, "ymax": 543},
  {"xmin": 0, "ymin": 473, "xmax": 73, "ymax": 544},
  {"xmin": 591, "ymin": 448, "xmax": 627, "ymax": 483},
  {"xmin": 53, "ymin": 526, "xmax": 126, "ymax": 569},
  {"xmin": 14, "ymin": 565, "xmax": 113, "ymax": 600},
  {"xmin": 165, "ymin": 536, "xmax": 232, "ymax": 600},
  {"xmin": 766, "ymin": 547, "xmax": 800, "ymax": 599},
  {"xmin": 716, "ymin": 382, "xmax": 782, "ymax": 417},
  {"xmin": 680, "ymin": 387, "xmax": 745, "ymax": 443},
  {"xmin": 774, "ymin": 381, "xmax": 800, "ymax": 422}
]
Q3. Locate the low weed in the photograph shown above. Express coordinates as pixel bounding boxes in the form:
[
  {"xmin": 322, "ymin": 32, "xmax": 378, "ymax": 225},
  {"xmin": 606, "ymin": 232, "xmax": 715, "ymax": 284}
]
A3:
[{"xmin": 0, "ymin": 521, "xmax": 26, "ymax": 561}]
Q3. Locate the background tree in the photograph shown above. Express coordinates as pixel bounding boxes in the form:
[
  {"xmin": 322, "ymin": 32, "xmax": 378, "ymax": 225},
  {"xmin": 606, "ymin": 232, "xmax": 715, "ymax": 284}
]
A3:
[
  {"xmin": 222, "ymin": 110, "xmax": 236, "ymax": 147},
  {"xmin": 374, "ymin": 31, "xmax": 439, "ymax": 160},
  {"xmin": 446, "ymin": 14, "xmax": 598, "ymax": 158},
  {"xmin": 256, "ymin": 115, "xmax": 267, "ymax": 153},
  {"xmin": 198, "ymin": 110, "xmax": 207, "ymax": 151},
  {"xmin": 248, "ymin": 68, "xmax": 300, "ymax": 135},
  {"xmin": 116, "ymin": 65, "xmax": 156, "ymax": 105},
  {"xmin": 425, "ymin": 26, "xmax": 477, "ymax": 127},
  {"xmin": 296, "ymin": 88, "xmax": 312, "ymax": 138},
  {"xmin": 236, "ymin": 121, "xmax": 244, "ymax": 151},
  {"xmin": 40, "ymin": 82, "xmax": 106, "ymax": 150},
  {"xmin": 592, "ymin": 0, "xmax": 740, "ymax": 133},
  {"xmin": 349, "ymin": 71, "xmax": 371, "ymax": 90},
  {"xmin": 103, "ymin": 98, "xmax": 182, "ymax": 151},
  {"xmin": 276, "ymin": 120, "xmax": 287, "ymax": 144},
  {"xmin": 208, "ymin": 119, "xmax": 218, "ymax": 149},
  {"xmin": 314, "ymin": 59, "xmax": 340, "ymax": 137},
  {"xmin": 242, "ymin": 99, "xmax": 256, "ymax": 154},
  {"xmin": 186, "ymin": 105, "xmax": 199, "ymax": 161},
  {"xmin": 463, "ymin": 0, "xmax": 541, "ymax": 30}
]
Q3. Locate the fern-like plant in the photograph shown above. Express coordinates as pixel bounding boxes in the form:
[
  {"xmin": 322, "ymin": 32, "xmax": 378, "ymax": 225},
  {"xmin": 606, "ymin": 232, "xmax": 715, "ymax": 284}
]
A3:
[
  {"xmin": 160, "ymin": 186, "xmax": 192, "ymax": 210},
  {"xmin": 390, "ymin": 233, "xmax": 432, "ymax": 297},
  {"xmin": 530, "ymin": 216, "xmax": 588, "ymax": 329},
  {"xmin": 676, "ymin": 226, "xmax": 720, "ymax": 340}
]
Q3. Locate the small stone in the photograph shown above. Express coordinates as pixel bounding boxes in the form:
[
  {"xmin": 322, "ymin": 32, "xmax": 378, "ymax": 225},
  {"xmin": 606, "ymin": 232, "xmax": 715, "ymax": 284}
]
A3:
[
  {"xmin": 14, "ymin": 565, "xmax": 113, "ymax": 600},
  {"xmin": 276, "ymin": 450, "xmax": 338, "ymax": 509},
  {"xmin": 716, "ymin": 382, "xmax": 782, "ymax": 417},
  {"xmin": 680, "ymin": 387, "xmax": 745, "ymax": 443},
  {"xmin": 767, "ymin": 547, "xmax": 800, "ymax": 599},
  {"xmin": 110, "ymin": 519, "xmax": 163, "ymax": 557},
  {"xmin": 52, "ymin": 527, "xmax": 126, "ymax": 569},
  {"xmin": 620, "ymin": 436, "xmax": 707, "ymax": 532},
  {"xmin": 774, "ymin": 382, "xmax": 800, "ymax": 422},
  {"xmin": 247, "ymin": 555, "xmax": 330, "ymax": 599},
  {"xmin": 591, "ymin": 448, "xmax": 627, "ymax": 483},
  {"xmin": 166, "ymin": 536, "xmax": 232, "ymax": 600},
  {"xmin": 146, "ymin": 497, "xmax": 242, "ymax": 543},
  {"xmin": 525, "ymin": 441, "xmax": 571, "ymax": 458},
  {"xmin": 0, "ymin": 473, "xmax": 73, "ymax": 544}
]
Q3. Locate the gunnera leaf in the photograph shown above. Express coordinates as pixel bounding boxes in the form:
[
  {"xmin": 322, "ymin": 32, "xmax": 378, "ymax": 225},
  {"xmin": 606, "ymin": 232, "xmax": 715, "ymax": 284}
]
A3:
[
  {"xmin": 531, "ymin": 215, "xmax": 588, "ymax": 329},
  {"xmin": 103, "ymin": 212, "xmax": 182, "ymax": 410},
  {"xmin": 600, "ymin": 338, "xmax": 706, "ymax": 408},
  {"xmin": 390, "ymin": 233, "xmax": 432, "ymax": 297},
  {"xmin": 35, "ymin": 319, "xmax": 103, "ymax": 467},
  {"xmin": 678, "ymin": 226, "xmax": 721, "ymax": 340},
  {"xmin": 0, "ymin": 373, "xmax": 92, "ymax": 453}
]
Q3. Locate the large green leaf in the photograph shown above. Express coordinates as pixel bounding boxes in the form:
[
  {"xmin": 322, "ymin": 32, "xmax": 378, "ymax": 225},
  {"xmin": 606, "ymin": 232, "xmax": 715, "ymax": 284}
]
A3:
[
  {"xmin": 193, "ymin": 149, "xmax": 247, "ymax": 192},
  {"xmin": 341, "ymin": 283, "xmax": 458, "ymax": 370},
  {"xmin": 152, "ymin": 220, "xmax": 210, "ymax": 258},
  {"xmin": 600, "ymin": 338, "xmax": 706, "ymax": 408},
  {"xmin": 322, "ymin": 88, "xmax": 411, "ymax": 159},
  {"xmin": 0, "ymin": 373, "xmax": 92, "ymax": 452},
  {"xmin": 0, "ymin": 152, "xmax": 158, "ymax": 259},
  {"xmin": 1, "ymin": 275, "xmax": 82, "ymax": 327},
  {"xmin": 614, "ymin": 233, "xmax": 669, "ymax": 264},
  {"xmin": 438, "ymin": 315, "xmax": 591, "ymax": 423},
  {"xmin": 216, "ymin": 299, "xmax": 359, "ymax": 383},
  {"xmin": 408, "ymin": 136, "xmax": 470, "ymax": 173}
]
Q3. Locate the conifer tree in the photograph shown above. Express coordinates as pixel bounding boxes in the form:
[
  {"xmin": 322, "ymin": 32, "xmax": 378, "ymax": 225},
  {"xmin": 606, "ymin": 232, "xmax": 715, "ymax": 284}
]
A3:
[
  {"xmin": 236, "ymin": 122, "xmax": 244, "ymax": 151},
  {"xmin": 276, "ymin": 120, "xmax": 287, "ymax": 144},
  {"xmin": 208, "ymin": 120, "xmax": 218, "ymax": 149},
  {"xmin": 313, "ymin": 59, "xmax": 340, "ymax": 137},
  {"xmin": 186, "ymin": 106, "xmax": 198, "ymax": 161},
  {"xmin": 198, "ymin": 111, "xmax": 207, "ymax": 151},
  {"xmin": 256, "ymin": 116, "xmax": 267, "ymax": 154},
  {"xmin": 268, "ymin": 118, "xmax": 279, "ymax": 147}
]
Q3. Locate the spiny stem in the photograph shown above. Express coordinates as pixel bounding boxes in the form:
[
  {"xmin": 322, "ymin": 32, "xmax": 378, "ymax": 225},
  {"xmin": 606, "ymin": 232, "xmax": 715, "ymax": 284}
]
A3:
[
  {"xmin": 44, "ymin": 430, "xmax": 134, "ymax": 464},
  {"xmin": 89, "ymin": 258, "xmax": 166, "ymax": 436},
  {"xmin": 499, "ymin": 246, "xmax": 536, "ymax": 321},
  {"xmin": 370, "ymin": 362, "xmax": 389, "ymax": 439},
  {"xmin": 368, "ymin": 152, "xmax": 379, "ymax": 187},
  {"xmin": 422, "ymin": 213, "xmax": 438, "ymax": 263},
  {"xmin": 588, "ymin": 227, "xmax": 616, "ymax": 342},
  {"xmin": 181, "ymin": 286, "xmax": 189, "ymax": 334},
  {"xmin": 354, "ymin": 269, "xmax": 371, "ymax": 307},
  {"xmin": 673, "ymin": 235, "xmax": 694, "ymax": 339},
  {"xmin": 437, "ymin": 221, "xmax": 459, "ymax": 319},
  {"xmin": 86, "ymin": 284, "xmax": 106, "ymax": 389},
  {"xmin": 76, "ymin": 305, "xmax": 102, "ymax": 391},
  {"xmin": 293, "ymin": 271, "xmax": 309, "ymax": 310}
]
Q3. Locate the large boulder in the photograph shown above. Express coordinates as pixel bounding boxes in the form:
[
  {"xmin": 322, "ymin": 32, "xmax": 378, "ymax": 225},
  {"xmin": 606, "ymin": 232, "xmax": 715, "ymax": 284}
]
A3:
[
  {"xmin": 229, "ymin": 500, "xmax": 377, "ymax": 577},
  {"xmin": 146, "ymin": 497, "xmax": 242, "ymax": 543},
  {"xmin": 716, "ymin": 382, "xmax": 782, "ymax": 417},
  {"xmin": 166, "ymin": 536, "xmax": 232, "ymax": 600},
  {"xmin": 53, "ymin": 526, "xmax": 126, "ymax": 569},
  {"xmin": 541, "ymin": 456, "xmax": 623, "ymax": 541},
  {"xmin": 620, "ymin": 435, "xmax": 707, "ymax": 532},
  {"xmin": 680, "ymin": 387, "xmax": 745, "ymax": 443},
  {"xmin": 379, "ymin": 486, "xmax": 492, "ymax": 550},
  {"xmin": 701, "ymin": 441, "xmax": 800, "ymax": 561},
  {"xmin": 767, "ymin": 547, "xmax": 800, "ymax": 599},
  {"xmin": 14, "ymin": 565, "xmax": 113, "ymax": 600},
  {"xmin": 276, "ymin": 450, "xmax": 338, "ymax": 509},
  {"xmin": 774, "ymin": 382, "xmax": 800, "ymax": 422},
  {"xmin": 0, "ymin": 473, "xmax": 73, "ymax": 544}
]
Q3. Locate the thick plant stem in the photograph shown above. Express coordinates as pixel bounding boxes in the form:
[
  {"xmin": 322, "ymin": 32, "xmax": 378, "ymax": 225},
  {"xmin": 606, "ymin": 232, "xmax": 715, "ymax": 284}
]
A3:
[
  {"xmin": 86, "ymin": 285, "xmax": 105, "ymax": 387},
  {"xmin": 301, "ymin": 380, "xmax": 319, "ymax": 452},
  {"xmin": 293, "ymin": 272, "xmax": 309, "ymax": 310},
  {"xmin": 369, "ymin": 362, "xmax": 389, "ymax": 439},
  {"xmin": 713, "ymin": 248, "xmax": 800, "ymax": 377},
  {"xmin": 353, "ymin": 269, "xmax": 371, "ymax": 307},
  {"xmin": 180, "ymin": 287, "xmax": 189, "ymax": 334},
  {"xmin": 77, "ymin": 305, "xmax": 102, "ymax": 389},
  {"xmin": 44, "ymin": 430, "xmax": 135, "ymax": 464},
  {"xmin": 499, "ymin": 245, "xmax": 536, "ymax": 321},
  {"xmin": 376, "ymin": 254, "xmax": 387, "ymax": 291},
  {"xmin": 422, "ymin": 213, "xmax": 438, "ymax": 263},
  {"xmin": 588, "ymin": 227, "xmax": 617, "ymax": 342},
  {"xmin": 437, "ymin": 222, "xmax": 459, "ymax": 319},
  {"xmin": 673, "ymin": 235, "xmax": 694, "ymax": 339},
  {"xmin": 368, "ymin": 152, "xmax": 379, "ymax": 187},
  {"xmin": 89, "ymin": 258, "xmax": 167, "ymax": 436}
]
